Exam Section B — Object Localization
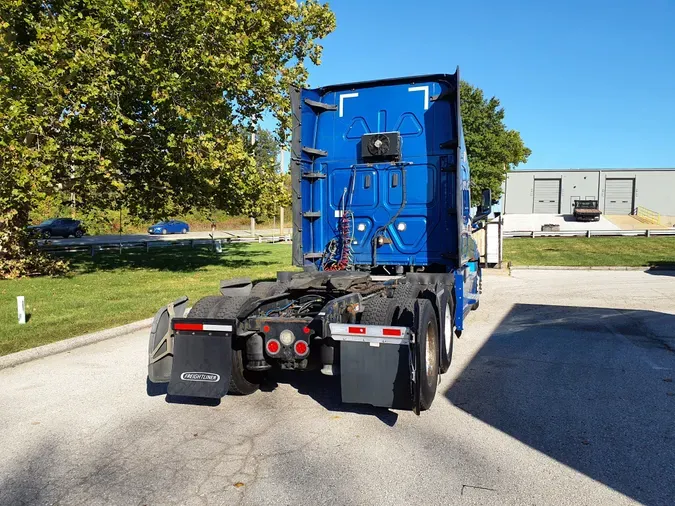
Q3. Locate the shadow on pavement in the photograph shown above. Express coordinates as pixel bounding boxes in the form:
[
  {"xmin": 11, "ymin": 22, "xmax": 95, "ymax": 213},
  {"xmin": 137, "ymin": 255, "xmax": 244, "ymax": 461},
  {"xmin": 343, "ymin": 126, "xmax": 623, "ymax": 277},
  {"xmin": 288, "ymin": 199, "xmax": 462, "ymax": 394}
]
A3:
[
  {"xmin": 263, "ymin": 370, "xmax": 400, "ymax": 427},
  {"xmin": 645, "ymin": 264, "xmax": 675, "ymax": 276},
  {"xmin": 445, "ymin": 303, "xmax": 675, "ymax": 506}
]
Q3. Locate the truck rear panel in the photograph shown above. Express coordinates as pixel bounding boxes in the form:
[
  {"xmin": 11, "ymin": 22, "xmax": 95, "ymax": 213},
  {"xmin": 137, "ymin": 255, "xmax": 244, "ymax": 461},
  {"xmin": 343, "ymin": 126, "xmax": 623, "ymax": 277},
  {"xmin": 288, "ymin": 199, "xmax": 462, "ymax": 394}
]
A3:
[{"xmin": 291, "ymin": 71, "xmax": 473, "ymax": 271}]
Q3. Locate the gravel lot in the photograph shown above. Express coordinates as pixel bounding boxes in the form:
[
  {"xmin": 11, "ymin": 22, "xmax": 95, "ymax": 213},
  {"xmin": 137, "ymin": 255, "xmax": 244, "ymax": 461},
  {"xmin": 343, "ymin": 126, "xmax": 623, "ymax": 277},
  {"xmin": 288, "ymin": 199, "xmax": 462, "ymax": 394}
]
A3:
[{"xmin": 1, "ymin": 270, "xmax": 673, "ymax": 506}]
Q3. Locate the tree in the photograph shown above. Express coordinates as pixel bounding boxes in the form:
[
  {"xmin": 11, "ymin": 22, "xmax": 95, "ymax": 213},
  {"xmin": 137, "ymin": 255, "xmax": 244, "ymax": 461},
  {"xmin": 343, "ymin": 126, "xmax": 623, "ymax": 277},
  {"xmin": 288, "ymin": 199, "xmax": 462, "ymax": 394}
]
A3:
[
  {"xmin": 0, "ymin": 0, "xmax": 335, "ymax": 277},
  {"xmin": 460, "ymin": 81, "xmax": 531, "ymax": 204},
  {"xmin": 240, "ymin": 127, "xmax": 290, "ymax": 219}
]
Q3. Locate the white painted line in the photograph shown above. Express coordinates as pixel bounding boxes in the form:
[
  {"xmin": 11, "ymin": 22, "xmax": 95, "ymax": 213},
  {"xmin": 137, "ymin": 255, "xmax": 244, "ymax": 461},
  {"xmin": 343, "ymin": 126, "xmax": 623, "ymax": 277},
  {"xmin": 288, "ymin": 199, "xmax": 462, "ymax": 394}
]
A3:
[
  {"xmin": 408, "ymin": 86, "xmax": 429, "ymax": 110},
  {"xmin": 203, "ymin": 324, "xmax": 233, "ymax": 332},
  {"xmin": 339, "ymin": 93, "xmax": 359, "ymax": 117}
]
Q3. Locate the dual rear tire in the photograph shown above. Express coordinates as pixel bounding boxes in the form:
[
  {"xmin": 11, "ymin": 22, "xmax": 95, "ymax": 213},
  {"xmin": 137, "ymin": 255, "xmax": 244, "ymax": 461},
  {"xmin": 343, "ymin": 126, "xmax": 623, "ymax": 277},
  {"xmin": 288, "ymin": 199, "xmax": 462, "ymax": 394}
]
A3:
[
  {"xmin": 361, "ymin": 292, "xmax": 442, "ymax": 411},
  {"xmin": 188, "ymin": 295, "xmax": 261, "ymax": 396}
]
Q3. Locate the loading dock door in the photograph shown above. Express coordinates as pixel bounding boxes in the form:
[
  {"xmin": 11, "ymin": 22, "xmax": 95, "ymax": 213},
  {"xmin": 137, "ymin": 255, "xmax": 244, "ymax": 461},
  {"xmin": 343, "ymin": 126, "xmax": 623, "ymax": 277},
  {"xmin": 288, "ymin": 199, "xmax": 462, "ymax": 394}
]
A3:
[
  {"xmin": 604, "ymin": 179, "xmax": 634, "ymax": 215},
  {"xmin": 533, "ymin": 179, "xmax": 561, "ymax": 213}
]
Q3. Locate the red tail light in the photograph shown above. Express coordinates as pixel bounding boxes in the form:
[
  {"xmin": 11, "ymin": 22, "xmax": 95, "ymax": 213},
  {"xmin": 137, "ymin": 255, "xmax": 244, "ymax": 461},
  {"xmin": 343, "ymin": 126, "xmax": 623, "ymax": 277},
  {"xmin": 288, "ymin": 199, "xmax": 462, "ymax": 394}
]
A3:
[
  {"xmin": 266, "ymin": 339, "xmax": 280, "ymax": 355},
  {"xmin": 348, "ymin": 326, "xmax": 366, "ymax": 334},
  {"xmin": 263, "ymin": 325, "xmax": 271, "ymax": 333},
  {"xmin": 303, "ymin": 326, "xmax": 311, "ymax": 334},
  {"xmin": 174, "ymin": 323, "xmax": 203, "ymax": 331},
  {"xmin": 294, "ymin": 341, "xmax": 309, "ymax": 357}
]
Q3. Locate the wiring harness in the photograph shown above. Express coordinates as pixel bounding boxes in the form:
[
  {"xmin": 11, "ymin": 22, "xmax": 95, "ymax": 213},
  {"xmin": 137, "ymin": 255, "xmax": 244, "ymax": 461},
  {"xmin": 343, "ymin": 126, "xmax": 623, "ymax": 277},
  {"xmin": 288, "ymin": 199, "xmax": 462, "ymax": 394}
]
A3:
[
  {"xmin": 320, "ymin": 168, "xmax": 356, "ymax": 271},
  {"xmin": 323, "ymin": 211, "xmax": 353, "ymax": 271}
]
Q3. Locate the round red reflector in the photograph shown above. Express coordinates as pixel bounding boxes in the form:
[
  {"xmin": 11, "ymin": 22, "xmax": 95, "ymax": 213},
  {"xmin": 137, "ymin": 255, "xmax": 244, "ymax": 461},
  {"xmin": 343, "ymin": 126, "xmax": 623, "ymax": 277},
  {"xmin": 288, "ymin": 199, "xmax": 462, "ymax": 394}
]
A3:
[
  {"xmin": 294, "ymin": 341, "xmax": 308, "ymax": 356},
  {"xmin": 263, "ymin": 325, "xmax": 271, "ymax": 333},
  {"xmin": 266, "ymin": 340, "xmax": 280, "ymax": 354},
  {"xmin": 303, "ymin": 326, "xmax": 311, "ymax": 334}
]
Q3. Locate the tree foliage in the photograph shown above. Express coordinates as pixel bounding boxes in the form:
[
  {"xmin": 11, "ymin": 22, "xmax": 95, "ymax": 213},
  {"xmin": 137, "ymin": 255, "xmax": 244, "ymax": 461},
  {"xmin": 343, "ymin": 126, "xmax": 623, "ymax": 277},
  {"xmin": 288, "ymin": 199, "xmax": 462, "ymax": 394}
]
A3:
[
  {"xmin": 0, "ymin": 0, "xmax": 334, "ymax": 277},
  {"xmin": 460, "ymin": 81, "xmax": 531, "ymax": 203},
  {"xmin": 242, "ymin": 127, "xmax": 290, "ymax": 218}
]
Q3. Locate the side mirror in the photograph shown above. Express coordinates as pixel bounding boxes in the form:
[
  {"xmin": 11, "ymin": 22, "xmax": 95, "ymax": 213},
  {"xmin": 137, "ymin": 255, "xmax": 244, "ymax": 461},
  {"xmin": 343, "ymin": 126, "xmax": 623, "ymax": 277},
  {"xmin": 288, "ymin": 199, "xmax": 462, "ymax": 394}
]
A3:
[
  {"xmin": 480, "ymin": 188, "xmax": 492, "ymax": 212},
  {"xmin": 472, "ymin": 188, "xmax": 493, "ymax": 224}
]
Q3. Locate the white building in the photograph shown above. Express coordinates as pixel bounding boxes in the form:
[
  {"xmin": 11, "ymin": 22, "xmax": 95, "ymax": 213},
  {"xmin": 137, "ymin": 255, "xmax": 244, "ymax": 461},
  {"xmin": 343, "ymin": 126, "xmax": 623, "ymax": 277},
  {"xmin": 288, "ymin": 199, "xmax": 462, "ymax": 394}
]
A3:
[{"xmin": 502, "ymin": 169, "xmax": 675, "ymax": 216}]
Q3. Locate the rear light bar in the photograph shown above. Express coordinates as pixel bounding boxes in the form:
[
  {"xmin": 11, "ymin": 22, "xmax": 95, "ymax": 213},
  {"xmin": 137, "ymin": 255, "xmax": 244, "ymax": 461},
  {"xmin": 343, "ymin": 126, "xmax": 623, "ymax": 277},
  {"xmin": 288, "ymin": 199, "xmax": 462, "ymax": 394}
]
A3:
[
  {"xmin": 173, "ymin": 322, "xmax": 233, "ymax": 332},
  {"xmin": 346, "ymin": 326, "xmax": 401, "ymax": 337},
  {"xmin": 329, "ymin": 324, "xmax": 411, "ymax": 345}
]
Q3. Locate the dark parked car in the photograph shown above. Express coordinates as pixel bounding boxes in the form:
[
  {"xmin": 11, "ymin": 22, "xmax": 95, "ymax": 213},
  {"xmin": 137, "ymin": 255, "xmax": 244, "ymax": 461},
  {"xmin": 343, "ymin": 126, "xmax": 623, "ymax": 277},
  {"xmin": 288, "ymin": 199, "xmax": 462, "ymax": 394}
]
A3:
[
  {"xmin": 27, "ymin": 218, "xmax": 86, "ymax": 239},
  {"xmin": 148, "ymin": 220, "xmax": 190, "ymax": 235}
]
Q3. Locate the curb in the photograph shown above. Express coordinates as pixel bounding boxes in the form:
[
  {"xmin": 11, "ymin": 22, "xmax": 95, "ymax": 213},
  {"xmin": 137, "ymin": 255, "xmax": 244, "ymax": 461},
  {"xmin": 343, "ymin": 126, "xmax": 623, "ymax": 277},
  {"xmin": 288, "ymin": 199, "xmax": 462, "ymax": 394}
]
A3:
[
  {"xmin": 0, "ymin": 317, "xmax": 153, "ymax": 371},
  {"xmin": 509, "ymin": 265, "xmax": 675, "ymax": 272}
]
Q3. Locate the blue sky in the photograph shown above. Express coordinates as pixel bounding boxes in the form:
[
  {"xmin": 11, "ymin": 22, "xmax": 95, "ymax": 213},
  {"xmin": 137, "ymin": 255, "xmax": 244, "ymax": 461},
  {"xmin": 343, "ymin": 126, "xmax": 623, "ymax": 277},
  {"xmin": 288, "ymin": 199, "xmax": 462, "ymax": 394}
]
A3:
[{"xmin": 280, "ymin": 0, "xmax": 675, "ymax": 169}]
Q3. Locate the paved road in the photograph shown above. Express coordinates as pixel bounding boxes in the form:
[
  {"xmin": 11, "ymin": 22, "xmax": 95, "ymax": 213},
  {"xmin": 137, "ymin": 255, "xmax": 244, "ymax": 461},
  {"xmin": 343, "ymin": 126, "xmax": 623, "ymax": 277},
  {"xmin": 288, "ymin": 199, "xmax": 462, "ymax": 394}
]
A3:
[
  {"xmin": 503, "ymin": 213, "xmax": 620, "ymax": 232},
  {"xmin": 1, "ymin": 270, "xmax": 674, "ymax": 506},
  {"xmin": 39, "ymin": 229, "xmax": 291, "ymax": 247}
]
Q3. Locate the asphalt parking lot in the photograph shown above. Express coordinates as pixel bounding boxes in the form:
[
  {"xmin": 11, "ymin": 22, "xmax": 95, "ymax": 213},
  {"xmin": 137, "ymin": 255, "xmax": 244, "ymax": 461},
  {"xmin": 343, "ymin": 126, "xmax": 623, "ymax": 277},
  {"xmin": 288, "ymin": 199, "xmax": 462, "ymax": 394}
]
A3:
[{"xmin": 1, "ymin": 270, "xmax": 674, "ymax": 506}]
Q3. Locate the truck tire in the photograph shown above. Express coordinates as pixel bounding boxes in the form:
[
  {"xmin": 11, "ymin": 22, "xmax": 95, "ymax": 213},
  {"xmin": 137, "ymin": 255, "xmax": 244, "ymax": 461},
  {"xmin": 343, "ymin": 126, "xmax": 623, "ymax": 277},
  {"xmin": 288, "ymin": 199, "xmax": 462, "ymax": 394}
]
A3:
[
  {"xmin": 211, "ymin": 296, "xmax": 263, "ymax": 396},
  {"xmin": 250, "ymin": 281, "xmax": 287, "ymax": 299},
  {"xmin": 360, "ymin": 294, "xmax": 396, "ymax": 325},
  {"xmin": 392, "ymin": 281, "xmax": 420, "ymax": 303},
  {"xmin": 439, "ymin": 296, "xmax": 454, "ymax": 374},
  {"xmin": 394, "ymin": 299, "xmax": 439, "ymax": 411},
  {"xmin": 188, "ymin": 295, "xmax": 223, "ymax": 318}
]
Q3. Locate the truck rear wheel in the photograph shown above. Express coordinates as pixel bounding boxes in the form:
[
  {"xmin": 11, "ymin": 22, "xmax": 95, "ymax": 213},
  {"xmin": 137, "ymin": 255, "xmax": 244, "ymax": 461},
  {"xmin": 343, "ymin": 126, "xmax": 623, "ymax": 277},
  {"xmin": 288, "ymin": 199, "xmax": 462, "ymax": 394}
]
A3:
[
  {"xmin": 360, "ymin": 294, "xmax": 396, "ymax": 325},
  {"xmin": 188, "ymin": 296, "xmax": 223, "ymax": 318},
  {"xmin": 249, "ymin": 281, "xmax": 287, "ymax": 299},
  {"xmin": 211, "ymin": 296, "xmax": 263, "ymax": 395},
  {"xmin": 394, "ymin": 299, "xmax": 439, "ymax": 411},
  {"xmin": 187, "ymin": 295, "xmax": 262, "ymax": 395}
]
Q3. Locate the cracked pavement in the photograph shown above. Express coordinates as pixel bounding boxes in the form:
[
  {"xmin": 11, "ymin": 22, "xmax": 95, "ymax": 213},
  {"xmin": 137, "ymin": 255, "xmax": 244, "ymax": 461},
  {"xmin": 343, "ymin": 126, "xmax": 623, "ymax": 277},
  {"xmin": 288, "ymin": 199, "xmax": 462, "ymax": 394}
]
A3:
[{"xmin": 1, "ymin": 270, "xmax": 674, "ymax": 505}]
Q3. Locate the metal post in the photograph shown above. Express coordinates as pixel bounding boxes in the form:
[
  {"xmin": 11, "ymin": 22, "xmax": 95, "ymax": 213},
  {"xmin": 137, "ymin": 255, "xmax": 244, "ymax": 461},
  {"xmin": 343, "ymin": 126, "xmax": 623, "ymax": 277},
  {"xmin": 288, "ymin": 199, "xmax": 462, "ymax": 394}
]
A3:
[
  {"xmin": 250, "ymin": 216, "xmax": 256, "ymax": 236},
  {"xmin": 17, "ymin": 296, "xmax": 26, "ymax": 324},
  {"xmin": 280, "ymin": 207, "xmax": 285, "ymax": 235},
  {"xmin": 586, "ymin": 230, "xmax": 591, "ymax": 238},
  {"xmin": 498, "ymin": 216, "xmax": 503, "ymax": 269}
]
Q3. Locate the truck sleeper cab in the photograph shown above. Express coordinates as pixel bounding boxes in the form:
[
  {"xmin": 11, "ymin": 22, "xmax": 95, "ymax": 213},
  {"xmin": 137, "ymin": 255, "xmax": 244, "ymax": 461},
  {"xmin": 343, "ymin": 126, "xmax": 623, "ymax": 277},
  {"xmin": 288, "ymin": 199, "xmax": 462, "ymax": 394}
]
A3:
[{"xmin": 146, "ymin": 69, "xmax": 490, "ymax": 414}]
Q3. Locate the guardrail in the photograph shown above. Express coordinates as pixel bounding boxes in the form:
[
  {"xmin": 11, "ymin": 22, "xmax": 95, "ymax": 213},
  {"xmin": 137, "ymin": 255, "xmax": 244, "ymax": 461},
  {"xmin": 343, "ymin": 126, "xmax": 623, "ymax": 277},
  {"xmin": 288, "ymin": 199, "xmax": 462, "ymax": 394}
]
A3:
[
  {"xmin": 634, "ymin": 206, "xmax": 662, "ymax": 225},
  {"xmin": 38, "ymin": 234, "xmax": 291, "ymax": 255},
  {"xmin": 505, "ymin": 229, "xmax": 675, "ymax": 238}
]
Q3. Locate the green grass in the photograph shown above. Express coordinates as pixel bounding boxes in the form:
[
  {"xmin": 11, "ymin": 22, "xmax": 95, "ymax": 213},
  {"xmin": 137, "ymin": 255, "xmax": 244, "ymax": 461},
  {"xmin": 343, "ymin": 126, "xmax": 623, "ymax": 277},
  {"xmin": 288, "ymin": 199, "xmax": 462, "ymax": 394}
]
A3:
[
  {"xmin": 0, "ymin": 243, "xmax": 294, "ymax": 356},
  {"xmin": 504, "ymin": 236, "xmax": 675, "ymax": 266}
]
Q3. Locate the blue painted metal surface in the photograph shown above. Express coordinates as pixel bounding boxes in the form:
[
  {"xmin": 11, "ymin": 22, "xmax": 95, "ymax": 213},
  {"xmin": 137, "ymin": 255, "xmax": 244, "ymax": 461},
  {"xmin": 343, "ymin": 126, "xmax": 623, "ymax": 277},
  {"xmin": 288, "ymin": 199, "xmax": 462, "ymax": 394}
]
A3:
[{"xmin": 296, "ymin": 70, "xmax": 474, "ymax": 271}]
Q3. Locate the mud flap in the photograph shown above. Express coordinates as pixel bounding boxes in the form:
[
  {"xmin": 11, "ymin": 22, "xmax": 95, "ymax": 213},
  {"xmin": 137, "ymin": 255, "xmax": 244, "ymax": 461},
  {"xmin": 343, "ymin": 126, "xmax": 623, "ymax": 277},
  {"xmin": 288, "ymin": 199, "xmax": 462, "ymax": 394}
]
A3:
[
  {"xmin": 167, "ymin": 319, "xmax": 234, "ymax": 399},
  {"xmin": 148, "ymin": 296, "xmax": 189, "ymax": 383},
  {"xmin": 329, "ymin": 324, "xmax": 416, "ymax": 411}
]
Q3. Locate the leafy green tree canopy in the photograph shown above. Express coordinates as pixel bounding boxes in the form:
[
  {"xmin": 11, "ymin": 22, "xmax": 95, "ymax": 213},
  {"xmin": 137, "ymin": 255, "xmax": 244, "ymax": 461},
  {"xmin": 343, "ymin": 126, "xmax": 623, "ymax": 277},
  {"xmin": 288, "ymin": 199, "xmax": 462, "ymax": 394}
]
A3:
[
  {"xmin": 0, "ymin": 0, "xmax": 335, "ymax": 277},
  {"xmin": 460, "ymin": 81, "xmax": 531, "ymax": 203}
]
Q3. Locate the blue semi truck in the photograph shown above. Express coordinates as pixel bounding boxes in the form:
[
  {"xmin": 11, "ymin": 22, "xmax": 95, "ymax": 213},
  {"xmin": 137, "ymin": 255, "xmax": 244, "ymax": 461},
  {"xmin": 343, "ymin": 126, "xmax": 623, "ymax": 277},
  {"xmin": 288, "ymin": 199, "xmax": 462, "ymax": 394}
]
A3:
[{"xmin": 147, "ymin": 68, "xmax": 492, "ymax": 414}]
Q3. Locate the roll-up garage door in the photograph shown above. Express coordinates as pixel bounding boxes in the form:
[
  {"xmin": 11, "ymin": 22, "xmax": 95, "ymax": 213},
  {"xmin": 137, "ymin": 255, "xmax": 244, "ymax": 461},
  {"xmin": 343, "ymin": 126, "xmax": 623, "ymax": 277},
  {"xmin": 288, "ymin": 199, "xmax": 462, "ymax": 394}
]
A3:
[
  {"xmin": 604, "ymin": 179, "xmax": 634, "ymax": 215},
  {"xmin": 533, "ymin": 179, "xmax": 561, "ymax": 213}
]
